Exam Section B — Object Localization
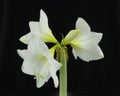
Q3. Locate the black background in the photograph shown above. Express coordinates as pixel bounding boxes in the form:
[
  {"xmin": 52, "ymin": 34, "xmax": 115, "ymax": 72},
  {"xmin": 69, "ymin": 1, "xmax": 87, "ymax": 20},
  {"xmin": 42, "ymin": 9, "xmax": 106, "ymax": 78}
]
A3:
[{"xmin": 0, "ymin": 0, "xmax": 120, "ymax": 96}]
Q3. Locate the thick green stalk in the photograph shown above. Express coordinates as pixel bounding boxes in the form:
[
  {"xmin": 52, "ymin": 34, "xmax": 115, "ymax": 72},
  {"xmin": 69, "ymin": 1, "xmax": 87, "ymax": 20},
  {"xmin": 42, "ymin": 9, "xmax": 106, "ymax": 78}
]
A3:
[{"xmin": 59, "ymin": 47, "xmax": 67, "ymax": 96}]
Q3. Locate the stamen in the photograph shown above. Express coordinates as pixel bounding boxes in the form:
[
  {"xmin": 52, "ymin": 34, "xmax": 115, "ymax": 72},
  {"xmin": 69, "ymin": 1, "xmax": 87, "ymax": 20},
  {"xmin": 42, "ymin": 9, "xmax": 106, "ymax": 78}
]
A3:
[{"xmin": 34, "ymin": 72, "xmax": 45, "ymax": 80}]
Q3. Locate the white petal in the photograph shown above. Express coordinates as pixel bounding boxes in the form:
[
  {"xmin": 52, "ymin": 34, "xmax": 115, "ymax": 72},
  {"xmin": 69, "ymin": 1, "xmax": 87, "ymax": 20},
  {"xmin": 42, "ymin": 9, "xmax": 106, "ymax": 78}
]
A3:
[
  {"xmin": 49, "ymin": 58, "xmax": 61, "ymax": 87},
  {"xmin": 72, "ymin": 42, "xmax": 104, "ymax": 62},
  {"xmin": 48, "ymin": 56, "xmax": 62, "ymax": 71},
  {"xmin": 17, "ymin": 49, "xmax": 50, "ymax": 77},
  {"xmin": 39, "ymin": 9, "xmax": 49, "ymax": 33},
  {"xmin": 39, "ymin": 9, "xmax": 58, "ymax": 43},
  {"xmin": 75, "ymin": 18, "xmax": 91, "ymax": 41},
  {"xmin": 36, "ymin": 76, "xmax": 45, "ymax": 88},
  {"xmin": 21, "ymin": 60, "xmax": 37, "ymax": 75},
  {"xmin": 17, "ymin": 49, "xmax": 33, "ymax": 60},
  {"xmin": 35, "ymin": 62, "xmax": 50, "ymax": 88},
  {"xmin": 35, "ymin": 58, "xmax": 60, "ymax": 88},
  {"xmin": 28, "ymin": 36, "xmax": 61, "ymax": 69},
  {"xmin": 49, "ymin": 65, "xmax": 59, "ymax": 88},
  {"xmin": 62, "ymin": 29, "xmax": 80, "ymax": 45},
  {"xmin": 71, "ymin": 30, "xmax": 104, "ymax": 62},
  {"xmin": 17, "ymin": 50, "xmax": 38, "ymax": 75},
  {"xmin": 44, "ymin": 72, "xmax": 51, "ymax": 82},
  {"xmin": 19, "ymin": 32, "xmax": 33, "ymax": 44},
  {"xmin": 17, "ymin": 50, "xmax": 39, "ymax": 75},
  {"xmin": 29, "ymin": 21, "xmax": 40, "ymax": 35},
  {"xmin": 47, "ymin": 54, "xmax": 61, "ymax": 87},
  {"xmin": 76, "ymin": 17, "xmax": 90, "ymax": 32},
  {"xmin": 91, "ymin": 32, "xmax": 103, "ymax": 44},
  {"xmin": 28, "ymin": 36, "xmax": 50, "ymax": 56}
]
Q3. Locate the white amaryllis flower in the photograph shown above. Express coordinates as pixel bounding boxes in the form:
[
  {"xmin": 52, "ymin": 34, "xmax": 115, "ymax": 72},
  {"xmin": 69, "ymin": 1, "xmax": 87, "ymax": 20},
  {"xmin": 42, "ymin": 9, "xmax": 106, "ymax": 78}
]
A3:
[
  {"xmin": 17, "ymin": 37, "xmax": 61, "ymax": 88},
  {"xmin": 62, "ymin": 18, "xmax": 104, "ymax": 62},
  {"xmin": 19, "ymin": 9, "xmax": 58, "ymax": 44}
]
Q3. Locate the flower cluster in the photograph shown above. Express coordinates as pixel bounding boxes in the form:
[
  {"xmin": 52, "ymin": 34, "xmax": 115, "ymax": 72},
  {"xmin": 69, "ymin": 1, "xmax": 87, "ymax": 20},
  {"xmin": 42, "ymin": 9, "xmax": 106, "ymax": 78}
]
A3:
[{"xmin": 17, "ymin": 9, "xmax": 104, "ymax": 88}]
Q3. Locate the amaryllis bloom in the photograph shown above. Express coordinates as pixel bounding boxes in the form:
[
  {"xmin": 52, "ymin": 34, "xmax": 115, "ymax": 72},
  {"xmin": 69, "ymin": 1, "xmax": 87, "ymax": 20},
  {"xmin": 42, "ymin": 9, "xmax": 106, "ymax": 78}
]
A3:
[
  {"xmin": 19, "ymin": 9, "xmax": 58, "ymax": 44},
  {"xmin": 62, "ymin": 18, "xmax": 104, "ymax": 62},
  {"xmin": 17, "ymin": 37, "xmax": 61, "ymax": 88}
]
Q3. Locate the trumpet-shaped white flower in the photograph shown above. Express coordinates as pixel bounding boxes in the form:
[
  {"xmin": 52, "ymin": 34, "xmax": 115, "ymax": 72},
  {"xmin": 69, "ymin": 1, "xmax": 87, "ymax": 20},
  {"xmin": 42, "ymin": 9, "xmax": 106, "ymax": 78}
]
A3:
[
  {"xmin": 17, "ymin": 37, "xmax": 61, "ymax": 88},
  {"xmin": 62, "ymin": 18, "xmax": 104, "ymax": 62},
  {"xmin": 19, "ymin": 9, "xmax": 58, "ymax": 44}
]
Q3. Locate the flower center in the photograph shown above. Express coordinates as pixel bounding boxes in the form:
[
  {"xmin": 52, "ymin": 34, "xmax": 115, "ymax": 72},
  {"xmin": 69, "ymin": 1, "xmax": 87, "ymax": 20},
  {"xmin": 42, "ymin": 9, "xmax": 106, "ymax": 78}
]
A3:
[{"xmin": 34, "ymin": 72, "xmax": 45, "ymax": 80}]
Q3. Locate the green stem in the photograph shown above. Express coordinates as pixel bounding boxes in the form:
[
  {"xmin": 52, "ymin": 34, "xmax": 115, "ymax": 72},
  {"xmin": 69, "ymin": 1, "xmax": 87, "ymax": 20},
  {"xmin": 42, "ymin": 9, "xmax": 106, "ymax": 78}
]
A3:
[{"xmin": 59, "ymin": 47, "xmax": 67, "ymax": 96}]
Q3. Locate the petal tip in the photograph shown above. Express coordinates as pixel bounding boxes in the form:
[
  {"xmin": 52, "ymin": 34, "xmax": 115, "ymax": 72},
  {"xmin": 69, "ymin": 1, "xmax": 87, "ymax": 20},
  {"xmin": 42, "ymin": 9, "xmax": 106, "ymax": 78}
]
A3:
[
  {"xmin": 77, "ymin": 17, "xmax": 84, "ymax": 21},
  {"xmin": 40, "ymin": 9, "xmax": 44, "ymax": 13},
  {"xmin": 40, "ymin": 9, "xmax": 46, "ymax": 17},
  {"xmin": 19, "ymin": 36, "xmax": 28, "ymax": 44},
  {"xmin": 29, "ymin": 21, "xmax": 32, "ymax": 26},
  {"xmin": 17, "ymin": 49, "xmax": 20, "ymax": 54},
  {"xmin": 76, "ymin": 17, "xmax": 90, "ymax": 32},
  {"xmin": 77, "ymin": 17, "xmax": 86, "ymax": 23}
]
